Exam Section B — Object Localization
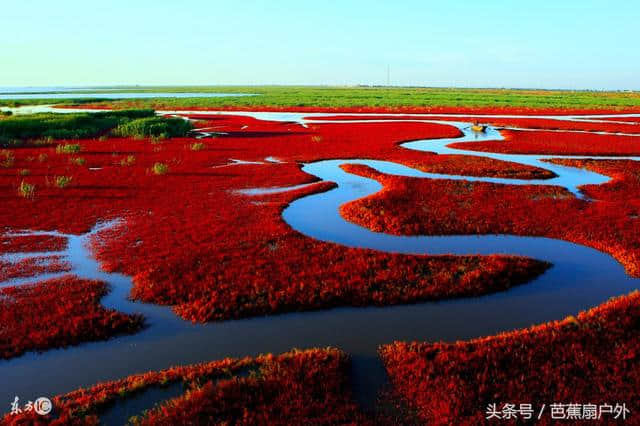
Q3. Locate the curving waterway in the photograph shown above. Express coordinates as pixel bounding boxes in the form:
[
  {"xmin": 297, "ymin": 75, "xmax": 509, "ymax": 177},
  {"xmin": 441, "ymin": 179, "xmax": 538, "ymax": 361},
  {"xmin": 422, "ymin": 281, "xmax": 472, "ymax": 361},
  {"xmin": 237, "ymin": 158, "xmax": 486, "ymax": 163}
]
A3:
[{"xmin": 1, "ymin": 110, "xmax": 640, "ymax": 417}]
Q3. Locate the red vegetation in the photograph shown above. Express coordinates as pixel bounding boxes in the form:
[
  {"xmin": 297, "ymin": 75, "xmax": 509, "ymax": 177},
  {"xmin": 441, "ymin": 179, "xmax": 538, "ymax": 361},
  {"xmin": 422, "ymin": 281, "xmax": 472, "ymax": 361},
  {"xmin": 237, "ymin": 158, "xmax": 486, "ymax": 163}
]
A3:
[
  {"xmin": 400, "ymin": 154, "xmax": 556, "ymax": 180},
  {"xmin": 2, "ymin": 109, "xmax": 640, "ymax": 422},
  {"xmin": 451, "ymin": 129, "xmax": 640, "ymax": 156},
  {"xmin": 0, "ymin": 256, "xmax": 70, "ymax": 282},
  {"xmin": 134, "ymin": 349, "xmax": 369, "ymax": 425},
  {"xmin": 0, "ymin": 277, "xmax": 143, "ymax": 359},
  {"xmin": 304, "ymin": 115, "xmax": 640, "ymax": 135},
  {"xmin": 55, "ymin": 103, "xmax": 640, "ymax": 116},
  {"xmin": 0, "ymin": 112, "xmax": 635, "ymax": 327},
  {"xmin": 0, "ymin": 116, "xmax": 552, "ymax": 323},
  {"xmin": 547, "ymin": 158, "xmax": 640, "ymax": 201},
  {"xmin": 134, "ymin": 244, "xmax": 548, "ymax": 322},
  {"xmin": 2, "ymin": 348, "xmax": 368, "ymax": 425},
  {"xmin": 0, "ymin": 119, "xmax": 465, "ymax": 233},
  {"xmin": 471, "ymin": 117, "xmax": 640, "ymax": 134},
  {"xmin": 193, "ymin": 115, "xmax": 555, "ymax": 179},
  {"xmin": 380, "ymin": 290, "xmax": 640, "ymax": 425},
  {"xmin": 0, "ymin": 234, "xmax": 66, "ymax": 255},
  {"xmin": 340, "ymin": 162, "xmax": 640, "ymax": 276}
]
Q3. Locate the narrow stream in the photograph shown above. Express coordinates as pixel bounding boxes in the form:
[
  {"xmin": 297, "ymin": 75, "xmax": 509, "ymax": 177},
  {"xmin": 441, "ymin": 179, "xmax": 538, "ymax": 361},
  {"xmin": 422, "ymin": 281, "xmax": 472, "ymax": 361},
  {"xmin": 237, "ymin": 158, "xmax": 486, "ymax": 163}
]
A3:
[{"xmin": 1, "ymin": 110, "xmax": 639, "ymax": 419}]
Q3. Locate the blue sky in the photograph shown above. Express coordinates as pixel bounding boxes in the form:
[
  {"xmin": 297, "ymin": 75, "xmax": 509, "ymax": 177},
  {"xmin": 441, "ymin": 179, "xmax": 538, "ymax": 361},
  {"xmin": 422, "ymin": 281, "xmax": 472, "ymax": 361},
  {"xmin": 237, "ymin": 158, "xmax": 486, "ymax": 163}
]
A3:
[{"xmin": 1, "ymin": 0, "xmax": 638, "ymax": 89}]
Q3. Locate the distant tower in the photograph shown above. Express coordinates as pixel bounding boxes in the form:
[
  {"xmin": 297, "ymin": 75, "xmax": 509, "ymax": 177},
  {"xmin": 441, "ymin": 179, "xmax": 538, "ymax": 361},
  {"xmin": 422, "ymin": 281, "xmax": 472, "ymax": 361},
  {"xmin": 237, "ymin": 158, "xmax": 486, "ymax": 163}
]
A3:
[{"xmin": 387, "ymin": 64, "xmax": 390, "ymax": 86}]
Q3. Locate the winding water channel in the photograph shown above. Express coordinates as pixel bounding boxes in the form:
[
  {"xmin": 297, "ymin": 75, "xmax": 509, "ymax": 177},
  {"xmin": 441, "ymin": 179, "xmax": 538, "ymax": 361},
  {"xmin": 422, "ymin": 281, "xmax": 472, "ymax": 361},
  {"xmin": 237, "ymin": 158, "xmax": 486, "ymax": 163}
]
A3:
[{"xmin": 1, "ymin": 109, "xmax": 640, "ymax": 418}]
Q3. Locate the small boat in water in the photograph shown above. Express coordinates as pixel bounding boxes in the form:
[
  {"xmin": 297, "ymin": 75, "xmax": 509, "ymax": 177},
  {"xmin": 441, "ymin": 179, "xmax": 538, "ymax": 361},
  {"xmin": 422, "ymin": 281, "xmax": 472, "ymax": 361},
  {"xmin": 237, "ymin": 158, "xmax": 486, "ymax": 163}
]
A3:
[{"xmin": 470, "ymin": 122, "xmax": 487, "ymax": 133}]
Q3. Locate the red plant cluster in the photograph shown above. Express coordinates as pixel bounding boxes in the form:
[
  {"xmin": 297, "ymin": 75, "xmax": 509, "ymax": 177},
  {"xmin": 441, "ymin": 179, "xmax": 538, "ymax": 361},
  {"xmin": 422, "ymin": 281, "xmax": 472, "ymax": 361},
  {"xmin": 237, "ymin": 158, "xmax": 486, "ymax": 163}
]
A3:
[
  {"xmin": 133, "ymin": 348, "xmax": 369, "ymax": 425},
  {"xmin": 0, "ymin": 276, "xmax": 143, "ymax": 359},
  {"xmin": 0, "ymin": 234, "xmax": 66, "ymax": 255},
  {"xmin": 3, "ymin": 354, "xmax": 256, "ymax": 425},
  {"xmin": 0, "ymin": 116, "xmax": 553, "ymax": 324},
  {"xmin": 546, "ymin": 158, "xmax": 640, "ymax": 201},
  {"xmin": 187, "ymin": 114, "xmax": 556, "ymax": 179},
  {"xmin": 0, "ymin": 119, "xmax": 466, "ymax": 233},
  {"xmin": 2, "ymin": 348, "xmax": 369, "ymax": 425},
  {"xmin": 379, "ymin": 290, "xmax": 640, "ymax": 425},
  {"xmin": 401, "ymin": 154, "xmax": 556, "ymax": 180},
  {"xmin": 56, "ymin": 103, "xmax": 640, "ymax": 116},
  {"xmin": 451, "ymin": 128, "xmax": 640, "ymax": 156},
  {"xmin": 0, "ymin": 256, "xmax": 70, "ymax": 282},
  {"xmin": 301, "ymin": 115, "xmax": 640, "ymax": 135},
  {"xmin": 340, "ymin": 162, "xmax": 640, "ymax": 276},
  {"xmin": 132, "ymin": 243, "xmax": 548, "ymax": 322},
  {"xmin": 0, "ymin": 112, "xmax": 634, "ymax": 327},
  {"xmin": 470, "ymin": 117, "xmax": 640, "ymax": 134}
]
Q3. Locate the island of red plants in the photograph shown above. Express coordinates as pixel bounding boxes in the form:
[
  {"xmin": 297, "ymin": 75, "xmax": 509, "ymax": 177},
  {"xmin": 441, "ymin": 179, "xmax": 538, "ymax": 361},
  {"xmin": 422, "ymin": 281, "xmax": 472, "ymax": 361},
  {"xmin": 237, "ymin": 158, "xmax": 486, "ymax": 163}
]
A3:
[
  {"xmin": 0, "ymin": 234, "xmax": 66, "ymax": 255},
  {"xmin": 380, "ymin": 290, "xmax": 640, "ymax": 425},
  {"xmin": 340, "ymin": 158, "xmax": 640, "ymax": 276},
  {"xmin": 451, "ymin": 128, "xmax": 640, "ymax": 156},
  {"xmin": 0, "ymin": 256, "xmax": 69, "ymax": 282},
  {"xmin": 0, "ymin": 276, "xmax": 143, "ymax": 359},
  {"xmin": 2, "ymin": 348, "xmax": 369, "ymax": 425}
]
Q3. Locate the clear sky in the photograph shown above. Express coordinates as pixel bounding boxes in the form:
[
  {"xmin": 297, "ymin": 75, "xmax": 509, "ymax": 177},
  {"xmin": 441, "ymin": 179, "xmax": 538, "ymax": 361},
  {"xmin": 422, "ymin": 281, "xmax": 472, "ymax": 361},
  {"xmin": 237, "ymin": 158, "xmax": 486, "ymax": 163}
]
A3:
[{"xmin": 1, "ymin": 0, "xmax": 638, "ymax": 90}]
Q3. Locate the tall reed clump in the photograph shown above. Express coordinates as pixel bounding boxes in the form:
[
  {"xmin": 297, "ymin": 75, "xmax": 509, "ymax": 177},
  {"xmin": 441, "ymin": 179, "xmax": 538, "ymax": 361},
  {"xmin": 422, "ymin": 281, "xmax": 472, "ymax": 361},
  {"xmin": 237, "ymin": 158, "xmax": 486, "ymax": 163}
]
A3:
[
  {"xmin": 1, "ymin": 150, "xmax": 15, "ymax": 167},
  {"xmin": 70, "ymin": 157, "xmax": 86, "ymax": 166},
  {"xmin": 152, "ymin": 162, "xmax": 169, "ymax": 175},
  {"xmin": 120, "ymin": 155, "xmax": 136, "ymax": 166},
  {"xmin": 112, "ymin": 117, "xmax": 192, "ymax": 139},
  {"xmin": 0, "ymin": 109, "xmax": 155, "ymax": 144},
  {"xmin": 54, "ymin": 176, "xmax": 73, "ymax": 188},
  {"xmin": 56, "ymin": 143, "xmax": 82, "ymax": 154},
  {"xmin": 18, "ymin": 180, "xmax": 35, "ymax": 198}
]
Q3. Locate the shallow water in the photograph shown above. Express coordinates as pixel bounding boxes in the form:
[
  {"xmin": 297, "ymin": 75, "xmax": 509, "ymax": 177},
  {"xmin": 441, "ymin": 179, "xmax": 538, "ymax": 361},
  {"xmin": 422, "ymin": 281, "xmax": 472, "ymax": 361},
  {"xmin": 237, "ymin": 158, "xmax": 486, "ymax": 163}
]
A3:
[
  {"xmin": 0, "ymin": 92, "xmax": 255, "ymax": 100},
  {"xmin": 1, "ymin": 110, "xmax": 640, "ymax": 416},
  {"xmin": 99, "ymin": 382, "xmax": 185, "ymax": 425},
  {"xmin": 235, "ymin": 182, "xmax": 316, "ymax": 195},
  {"xmin": 0, "ymin": 87, "xmax": 120, "ymax": 94}
]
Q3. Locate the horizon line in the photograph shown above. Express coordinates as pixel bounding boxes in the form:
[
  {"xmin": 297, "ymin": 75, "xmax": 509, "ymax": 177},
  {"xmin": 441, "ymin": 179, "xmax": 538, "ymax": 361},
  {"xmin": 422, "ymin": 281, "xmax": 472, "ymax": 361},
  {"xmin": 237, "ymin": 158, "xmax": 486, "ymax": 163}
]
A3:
[{"xmin": 1, "ymin": 84, "xmax": 639, "ymax": 93}]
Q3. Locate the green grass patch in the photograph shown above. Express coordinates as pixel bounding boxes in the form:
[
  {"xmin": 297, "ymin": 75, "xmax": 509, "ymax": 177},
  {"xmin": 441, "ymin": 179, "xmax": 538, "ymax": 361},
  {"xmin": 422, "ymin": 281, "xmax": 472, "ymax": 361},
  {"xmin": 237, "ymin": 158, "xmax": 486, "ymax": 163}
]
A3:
[
  {"xmin": 54, "ymin": 175, "xmax": 73, "ymax": 188},
  {"xmin": 120, "ymin": 155, "xmax": 136, "ymax": 166},
  {"xmin": 0, "ymin": 98, "xmax": 115, "ymax": 108},
  {"xmin": 42, "ymin": 86, "xmax": 640, "ymax": 111},
  {"xmin": 152, "ymin": 162, "xmax": 169, "ymax": 175},
  {"xmin": 2, "ymin": 87, "xmax": 640, "ymax": 110},
  {"xmin": 56, "ymin": 143, "xmax": 82, "ymax": 154},
  {"xmin": 70, "ymin": 157, "xmax": 86, "ymax": 166},
  {"xmin": 33, "ymin": 136, "xmax": 54, "ymax": 146},
  {"xmin": 0, "ymin": 109, "xmax": 156, "ymax": 146},
  {"xmin": 112, "ymin": 116, "xmax": 192, "ymax": 139},
  {"xmin": 18, "ymin": 180, "xmax": 35, "ymax": 198}
]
